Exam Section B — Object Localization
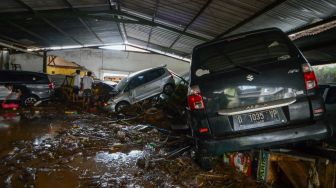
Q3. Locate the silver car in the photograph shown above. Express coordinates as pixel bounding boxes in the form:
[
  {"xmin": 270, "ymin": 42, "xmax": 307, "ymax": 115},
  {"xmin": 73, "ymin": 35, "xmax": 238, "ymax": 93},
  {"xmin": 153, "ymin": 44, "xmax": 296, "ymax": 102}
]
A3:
[
  {"xmin": 106, "ymin": 66, "xmax": 175, "ymax": 112},
  {"xmin": 0, "ymin": 70, "xmax": 54, "ymax": 106}
]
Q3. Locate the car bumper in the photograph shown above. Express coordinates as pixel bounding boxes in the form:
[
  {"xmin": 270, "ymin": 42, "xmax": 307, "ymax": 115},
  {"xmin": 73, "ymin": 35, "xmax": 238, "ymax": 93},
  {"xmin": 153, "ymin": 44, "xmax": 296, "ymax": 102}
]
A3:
[
  {"xmin": 103, "ymin": 102, "xmax": 116, "ymax": 112},
  {"xmin": 198, "ymin": 121, "xmax": 331, "ymax": 155}
]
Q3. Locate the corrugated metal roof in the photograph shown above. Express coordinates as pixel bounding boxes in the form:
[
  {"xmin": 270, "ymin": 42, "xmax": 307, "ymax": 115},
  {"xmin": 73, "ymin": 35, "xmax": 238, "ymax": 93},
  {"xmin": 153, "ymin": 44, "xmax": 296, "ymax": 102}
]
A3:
[
  {"xmin": 149, "ymin": 27, "xmax": 180, "ymax": 47},
  {"xmin": 188, "ymin": 0, "xmax": 273, "ymax": 37},
  {"xmin": 231, "ymin": 0, "xmax": 336, "ymax": 35},
  {"xmin": 172, "ymin": 34, "xmax": 204, "ymax": 54},
  {"xmin": 125, "ymin": 24, "xmax": 152, "ymax": 42},
  {"xmin": 23, "ymin": 0, "xmax": 67, "ymax": 10},
  {"xmin": 0, "ymin": 0, "xmax": 334, "ymax": 61}
]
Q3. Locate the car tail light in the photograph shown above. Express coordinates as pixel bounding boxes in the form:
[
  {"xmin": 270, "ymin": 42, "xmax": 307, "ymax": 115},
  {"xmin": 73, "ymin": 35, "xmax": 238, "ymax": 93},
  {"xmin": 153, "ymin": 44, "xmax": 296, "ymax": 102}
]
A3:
[
  {"xmin": 302, "ymin": 63, "xmax": 318, "ymax": 90},
  {"xmin": 313, "ymin": 108, "xmax": 324, "ymax": 114},
  {"xmin": 48, "ymin": 82, "xmax": 55, "ymax": 90},
  {"xmin": 199, "ymin": 128, "xmax": 209, "ymax": 133},
  {"xmin": 188, "ymin": 85, "xmax": 205, "ymax": 110}
]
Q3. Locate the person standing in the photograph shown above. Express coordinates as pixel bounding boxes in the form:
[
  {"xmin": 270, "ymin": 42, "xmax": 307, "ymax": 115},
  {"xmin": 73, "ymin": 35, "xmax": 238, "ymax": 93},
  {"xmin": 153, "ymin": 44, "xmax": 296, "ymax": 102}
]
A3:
[
  {"xmin": 82, "ymin": 71, "xmax": 94, "ymax": 108},
  {"xmin": 73, "ymin": 70, "xmax": 81, "ymax": 102}
]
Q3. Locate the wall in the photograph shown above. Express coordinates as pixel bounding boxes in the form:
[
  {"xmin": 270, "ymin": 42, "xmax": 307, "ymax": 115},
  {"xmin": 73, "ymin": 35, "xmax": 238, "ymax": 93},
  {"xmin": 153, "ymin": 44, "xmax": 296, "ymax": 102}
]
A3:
[
  {"xmin": 48, "ymin": 48, "xmax": 190, "ymax": 79},
  {"xmin": 9, "ymin": 53, "xmax": 43, "ymax": 72}
]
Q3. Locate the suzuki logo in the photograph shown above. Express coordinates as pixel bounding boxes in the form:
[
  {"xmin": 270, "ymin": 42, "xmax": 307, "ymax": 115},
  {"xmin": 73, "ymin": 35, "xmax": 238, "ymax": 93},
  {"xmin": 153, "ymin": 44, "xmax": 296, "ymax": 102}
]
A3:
[{"xmin": 246, "ymin": 74, "xmax": 254, "ymax": 81}]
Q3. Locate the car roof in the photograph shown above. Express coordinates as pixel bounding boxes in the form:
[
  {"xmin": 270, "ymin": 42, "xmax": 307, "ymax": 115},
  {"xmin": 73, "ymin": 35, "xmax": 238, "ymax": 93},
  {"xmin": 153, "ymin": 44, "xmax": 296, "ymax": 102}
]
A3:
[
  {"xmin": 0, "ymin": 70, "xmax": 47, "ymax": 76},
  {"xmin": 193, "ymin": 27, "xmax": 283, "ymax": 53},
  {"xmin": 128, "ymin": 66, "xmax": 166, "ymax": 78}
]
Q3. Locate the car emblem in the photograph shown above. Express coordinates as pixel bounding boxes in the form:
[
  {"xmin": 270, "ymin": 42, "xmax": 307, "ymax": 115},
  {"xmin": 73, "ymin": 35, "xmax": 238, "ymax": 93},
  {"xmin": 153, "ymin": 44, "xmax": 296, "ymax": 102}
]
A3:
[{"xmin": 246, "ymin": 74, "xmax": 254, "ymax": 81}]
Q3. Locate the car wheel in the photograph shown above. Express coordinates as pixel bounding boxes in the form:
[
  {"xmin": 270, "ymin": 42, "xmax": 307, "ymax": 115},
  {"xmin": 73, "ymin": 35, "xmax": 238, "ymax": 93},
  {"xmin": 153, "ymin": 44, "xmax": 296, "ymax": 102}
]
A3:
[
  {"xmin": 115, "ymin": 101, "xmax": 130, "ymax": 113},
  {"xmin": 23, "ymin": 95, "xmax": 38, "ymax": 106},
  {"xmin": 163, "ymin": 84, "xmax": 174, "ymax": 95}
]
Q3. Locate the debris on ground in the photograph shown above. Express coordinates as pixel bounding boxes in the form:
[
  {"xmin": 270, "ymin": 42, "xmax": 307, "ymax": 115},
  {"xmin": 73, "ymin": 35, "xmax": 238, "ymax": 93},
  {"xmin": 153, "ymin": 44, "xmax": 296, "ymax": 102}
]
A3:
[{"xmin": 0, "ymin": 110, "xmax": 261, "ymax": 187}]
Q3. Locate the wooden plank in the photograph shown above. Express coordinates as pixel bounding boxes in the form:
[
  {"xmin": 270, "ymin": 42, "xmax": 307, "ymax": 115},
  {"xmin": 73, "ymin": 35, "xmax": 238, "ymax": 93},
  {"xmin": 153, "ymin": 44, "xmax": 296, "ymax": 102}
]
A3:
[{"xmin": 278, "ymin": 160, "xmax": 309, "ymax": 188}]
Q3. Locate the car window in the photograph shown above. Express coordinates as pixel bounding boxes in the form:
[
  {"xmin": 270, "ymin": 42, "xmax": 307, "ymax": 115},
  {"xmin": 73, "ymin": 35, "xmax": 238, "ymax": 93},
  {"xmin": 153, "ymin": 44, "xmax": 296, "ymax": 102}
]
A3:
[
  {"xmin": 116, "ymin": 77, "xmax": 128, "ymax": 91},
  {"xmin": 23, "ymin": 74, "xmax": 48, "ymax": 84},
  {"xmin": 129, "ymin": 74, "xmax": 146, "ymax": 89},
  {"xmin": 326, "ymin": 87, "xmax": 336, "ymax": 104},
  {"xmin": 146, "ymin": 69, "xmax": 163, "ymax": 82}
]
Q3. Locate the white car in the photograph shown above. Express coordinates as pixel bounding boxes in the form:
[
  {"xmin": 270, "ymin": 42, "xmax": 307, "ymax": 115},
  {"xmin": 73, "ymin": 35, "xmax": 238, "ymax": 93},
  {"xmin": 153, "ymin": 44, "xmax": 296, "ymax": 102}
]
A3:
[{"xmin": 106, "ymin": 66, "xmax": 175, "ymax": 112}]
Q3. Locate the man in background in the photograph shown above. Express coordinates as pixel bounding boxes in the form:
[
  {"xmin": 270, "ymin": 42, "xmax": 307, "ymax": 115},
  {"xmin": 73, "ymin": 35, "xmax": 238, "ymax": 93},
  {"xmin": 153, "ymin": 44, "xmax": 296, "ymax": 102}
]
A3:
[
  {"xmin": 82, "ymin": 71, "xmax": 94, "ymax": 109},
  {"xmin": 73, "ymin": 70, "xmax": 81, "ymax": 103}
]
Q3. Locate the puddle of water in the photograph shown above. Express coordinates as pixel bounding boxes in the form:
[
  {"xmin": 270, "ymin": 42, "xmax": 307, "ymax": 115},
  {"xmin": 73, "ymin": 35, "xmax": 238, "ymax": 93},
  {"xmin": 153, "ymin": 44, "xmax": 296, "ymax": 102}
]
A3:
[
  {"xmin": 95, "ymin": 150, "xmax": 144, "ymax": 168},
  {"xmin": 36, "ymin": 170, "xmax": 79, "ymax": 188},
  {"xmin": 0, "ymin": 114, "xmax": 66, "ymax": 155}
]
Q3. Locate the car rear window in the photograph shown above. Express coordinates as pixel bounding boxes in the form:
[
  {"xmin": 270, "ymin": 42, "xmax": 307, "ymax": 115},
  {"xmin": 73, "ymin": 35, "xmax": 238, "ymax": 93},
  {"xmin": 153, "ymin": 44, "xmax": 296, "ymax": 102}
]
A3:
[
  {"xmin": 0, "ymin": 71, "xmax": 48, "ymax": 84},
  {"xmin": 192, "ymin": 31, "xmax": 294, "ymax": 77}
]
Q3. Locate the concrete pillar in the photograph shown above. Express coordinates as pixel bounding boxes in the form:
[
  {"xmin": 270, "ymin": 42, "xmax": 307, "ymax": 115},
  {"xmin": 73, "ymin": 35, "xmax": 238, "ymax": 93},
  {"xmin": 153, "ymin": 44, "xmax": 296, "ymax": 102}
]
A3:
[
  {"xmin": 0, "ymin": 50, "xmax": 9, "ymax": 70},
  {"xmin": 43, "ymin": 51, "xmax": 47, "ymax": 73}
]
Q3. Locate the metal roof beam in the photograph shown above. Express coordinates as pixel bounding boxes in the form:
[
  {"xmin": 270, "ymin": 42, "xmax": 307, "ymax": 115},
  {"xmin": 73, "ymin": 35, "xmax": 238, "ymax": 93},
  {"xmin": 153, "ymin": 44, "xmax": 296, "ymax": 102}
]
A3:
[
  {"xmin": 169, "ymin": 0, "xmax": 212, "ymax": 49},
  {"xmin": 0, "ymin": 41, "xmax": 43, "ymax": 57},
  {"xmin": 14, "ymin": 0, "xmax": 83, "ymax": 46},
  {"xmin": 127, "ymin": 36, "xmax": 188, "ymax": 56},
  {"xmin": 146, "ymin": 0, "xmax": 160, "ymax": 47},
  {"xmin": 214, "ymin": 0, "xmax": 287, "ymax": 40},
  {"xmin": 62, "ymin": 0, "xmax": 104, "ymax": 44},
  {"xmin": 0, "ymin": 34, "xmax": 30, "ymax": 48},
  {"xmin": 115, "ymin": 0, "xmax": 128, "ymax": 44},
  {"xmin": 111, "ymin": 9, "xmax": 209, "ymax": 42}
]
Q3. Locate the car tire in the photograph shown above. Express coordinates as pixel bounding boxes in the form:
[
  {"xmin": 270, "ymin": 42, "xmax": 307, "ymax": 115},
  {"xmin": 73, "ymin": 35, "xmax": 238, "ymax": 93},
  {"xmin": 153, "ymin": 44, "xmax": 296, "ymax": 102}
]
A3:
[
  {"xmin": 22, "ymin": 95, "xmax": 39, "ymax": 107},
  {"xmin": 163, "ymin": 84, "xmax": 174, "ymax": 95},
  {"xmin": 115, "ymin": 101, "xmax": 130, "ymax": 113}
]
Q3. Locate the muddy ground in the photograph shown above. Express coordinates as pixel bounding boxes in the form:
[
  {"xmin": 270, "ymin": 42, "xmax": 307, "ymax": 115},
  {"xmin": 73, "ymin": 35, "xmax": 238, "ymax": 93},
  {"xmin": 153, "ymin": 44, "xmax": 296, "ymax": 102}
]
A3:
[{"xmin": 0, "ymin": 106, "xmax": 260, "ymax": 188}]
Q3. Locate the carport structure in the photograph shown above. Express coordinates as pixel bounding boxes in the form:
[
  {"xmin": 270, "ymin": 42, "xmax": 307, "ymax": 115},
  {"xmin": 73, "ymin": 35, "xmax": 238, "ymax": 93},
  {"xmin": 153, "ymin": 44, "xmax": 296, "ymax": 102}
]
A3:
[{"xmin": 0, "ymin": 0, "xmax": 335, "ymax": 62}]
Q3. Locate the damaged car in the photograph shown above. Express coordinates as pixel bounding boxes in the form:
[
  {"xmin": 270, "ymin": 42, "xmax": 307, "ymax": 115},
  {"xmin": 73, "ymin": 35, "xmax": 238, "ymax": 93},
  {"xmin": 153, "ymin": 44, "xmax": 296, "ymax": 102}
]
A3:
[
  {"xmin": 187, "ymin": 28, "xmax": 331, "ymax": 166},
  {"xmin": 106, "ymin": 66, "xmax": 175, "ymax": 112}
]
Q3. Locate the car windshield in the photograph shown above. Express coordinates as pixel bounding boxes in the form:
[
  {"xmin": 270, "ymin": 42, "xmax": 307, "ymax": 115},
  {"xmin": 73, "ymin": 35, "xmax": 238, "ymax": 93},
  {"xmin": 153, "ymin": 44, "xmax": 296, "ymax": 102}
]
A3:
[
  {"xmin": 116, "ymin": 77, "xmax": 128, "ymax": 91},
  {"xmin": 193, "ymin": 31, "xmax": 292, "ymax": 77}
]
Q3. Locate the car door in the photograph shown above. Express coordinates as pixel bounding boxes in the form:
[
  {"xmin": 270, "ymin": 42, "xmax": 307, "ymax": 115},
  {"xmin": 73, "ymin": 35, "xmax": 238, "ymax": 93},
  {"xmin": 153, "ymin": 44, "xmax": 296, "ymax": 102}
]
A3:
[
  {"xmin": 143, "ymin": 69, "xmax": 164, "ymax": 97},
  {"xmin": 0, "ymin": 72, "xmax": 18, "ymax": 100},
  {"xmin": 128, "ymin": 74, "xmax": 148, "ymax": 102}
]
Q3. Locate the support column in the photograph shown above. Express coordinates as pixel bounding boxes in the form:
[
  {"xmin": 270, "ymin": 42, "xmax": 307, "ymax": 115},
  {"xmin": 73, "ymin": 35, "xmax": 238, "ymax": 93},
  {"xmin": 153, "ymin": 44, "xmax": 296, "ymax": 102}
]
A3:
[{"xmin": 43, "ymin": 51, "xmax": 47, "ymax": 73}]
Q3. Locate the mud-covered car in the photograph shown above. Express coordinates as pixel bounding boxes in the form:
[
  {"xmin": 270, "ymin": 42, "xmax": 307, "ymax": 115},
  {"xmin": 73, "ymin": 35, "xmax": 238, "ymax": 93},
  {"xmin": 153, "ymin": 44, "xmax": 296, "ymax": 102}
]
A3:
[
  {"xmin": 0, "ymin": 70, "xmax": 54, "ymax": 106},
  {"xmin": 105, "ymin": 66, "xmax": 175, "ymax": 112},
  {"xmin": 187, "ymin": 28, "xmax": 331, "ymax": 166}
]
